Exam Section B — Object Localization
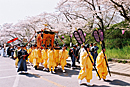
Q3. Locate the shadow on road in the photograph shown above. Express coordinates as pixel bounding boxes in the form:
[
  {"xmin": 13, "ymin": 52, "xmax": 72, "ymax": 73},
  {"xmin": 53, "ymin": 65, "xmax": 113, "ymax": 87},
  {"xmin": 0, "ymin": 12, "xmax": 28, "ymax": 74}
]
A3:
[
  {"xmin": 79, "ymin": 79, "xmax": 130, "ymax": 87},
  {"xmin": 55, "ymin": 67, "xmax": 79, "ymax": 77},
  {"xmin": 96, "ymin": 79, "xmax": 130, "ymax": 86},
  {"xmin": 80, "ymin": 83, "xmax": 110, "ymax": 87},
  {"xmin": 108, "ymin": 79, "xmax": 130, "ymax": 86},
  {"xmin": 19, "ymin": 73, "xmax": 39, "ymax": 78},
  {"xmin": 92, "ymin": 85, "xmax": 110, "ymax": 87},
  {"xmin": 28, "ymin": 63, "xmax": 81, "ymax": 77}
]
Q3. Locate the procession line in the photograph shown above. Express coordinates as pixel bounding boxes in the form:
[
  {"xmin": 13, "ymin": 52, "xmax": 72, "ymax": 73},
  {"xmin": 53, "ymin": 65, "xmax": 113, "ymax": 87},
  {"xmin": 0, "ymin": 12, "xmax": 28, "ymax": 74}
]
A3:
[{"xmin": 29, "ymin": 72, "xmax": 66, "ymax": 87}]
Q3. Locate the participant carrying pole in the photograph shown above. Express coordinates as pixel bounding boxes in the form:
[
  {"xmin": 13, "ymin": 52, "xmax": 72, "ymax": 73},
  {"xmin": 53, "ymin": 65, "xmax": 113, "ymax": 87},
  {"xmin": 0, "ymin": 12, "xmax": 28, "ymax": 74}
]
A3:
[
  {"xmin": 73, "ymin": 28, "xmax": 101, "ymax": 79},
  {"xmin": 93, "ymin": 28, "xmax": 111, "ymax": 76}
]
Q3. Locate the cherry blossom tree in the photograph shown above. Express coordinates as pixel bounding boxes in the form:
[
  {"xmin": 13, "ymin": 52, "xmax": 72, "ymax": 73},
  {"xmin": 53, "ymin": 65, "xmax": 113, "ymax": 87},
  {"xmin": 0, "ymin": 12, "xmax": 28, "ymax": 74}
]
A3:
[
  {"xmin": 1, "ymin": 0, "xmax": 129, "ymax": 44},
  {"xmin": 56, "ymin": 0, "xmax": 125, "ymax": 34},
  {"xmin": 110, "ymin": 0, "xmax": 130, "ymax": 22}
]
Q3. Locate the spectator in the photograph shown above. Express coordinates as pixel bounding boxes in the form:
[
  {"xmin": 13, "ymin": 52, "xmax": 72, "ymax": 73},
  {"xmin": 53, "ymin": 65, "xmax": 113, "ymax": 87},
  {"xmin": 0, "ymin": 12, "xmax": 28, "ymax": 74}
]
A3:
[
  {"xmin": 93, "ymin": 42, "xmax": 99, "ymax": 66},
  {"xmin": 90, "ymin": 43, "xmax": 94, "ymax": 58},
  {"xmin": 0, "ymin": 45, "xmax": 2, "ymax": 56},
  {"xmin": 7, "ymin": 46, "xmax": 11, "ymax": 57},
  {"xmin": 11, "ymin": 46, "xmax": 15, "ymax": 59},
  {"xmin": 69, "ymin": 45, "xmax": 78, "ymax": 69},
  {"xmin": 2, "ymin": 44, "xmax": 7, "ymax": 57},
  {"xmin": 76, "ymin": 43, "xmax": 80, "ymax": 63}
]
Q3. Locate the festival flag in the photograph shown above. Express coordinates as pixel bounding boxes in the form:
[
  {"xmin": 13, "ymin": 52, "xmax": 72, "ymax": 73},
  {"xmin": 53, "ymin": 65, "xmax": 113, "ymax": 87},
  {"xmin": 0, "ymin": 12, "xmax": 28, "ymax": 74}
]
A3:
[{"xmin": 7, "ymin": 37, "xmax": 18, "ymax": 43}]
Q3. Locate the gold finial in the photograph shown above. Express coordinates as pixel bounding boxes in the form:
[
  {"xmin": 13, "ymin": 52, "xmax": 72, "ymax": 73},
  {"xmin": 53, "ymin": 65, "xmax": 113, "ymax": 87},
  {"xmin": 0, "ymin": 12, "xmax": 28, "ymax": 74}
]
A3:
[
  {"xmin": 96, "ymin": 28, "xmax": 98, "ymax": 31},
  {"xmin": 100, "ymin": 41, "xmax": 102, "ymax": 45},
  {"xmin": 44, "ymin": 24, "xmax": 48, "ymax": 26},
  {"xmin": 75, "ymin": 28, "xmax": 78, "ymax": 31}
]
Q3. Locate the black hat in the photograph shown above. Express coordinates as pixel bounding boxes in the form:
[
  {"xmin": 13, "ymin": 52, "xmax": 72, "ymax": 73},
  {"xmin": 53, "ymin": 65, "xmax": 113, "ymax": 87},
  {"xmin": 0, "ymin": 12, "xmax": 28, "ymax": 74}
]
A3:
[
  {"xmin": 17, "ymin": 44, "xmax": 20, "ymax": 46},
  {"xmin": 37, "ymin": 31, "xmax": 41, "ymax": 34},
  {"xmin": 90, "ymin": 43, "xmax": 93, "ymax": 46},
  {"xmin": 94, "ymin": 42, "xmax": 97, "ymax": 45},
  {"xmin": 34, "ymin": 45, "xmax": 37, "ymax": 47},
  {"xmin": 84, "ymin": 44, "xmax": 89, "ymax": 48},
  {"xmin": 29, "ymin": 44, "xmax": 32, "ymax": 47},
  {"xmin": 46, "ymin": 47, "xmax": 49, "ymax": 49}
]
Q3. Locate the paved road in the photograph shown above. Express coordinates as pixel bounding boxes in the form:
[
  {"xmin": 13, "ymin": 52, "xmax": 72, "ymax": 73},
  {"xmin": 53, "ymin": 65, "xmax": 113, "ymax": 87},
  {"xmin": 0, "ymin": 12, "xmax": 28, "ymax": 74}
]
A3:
[{"xmin": 0, "ymin": 56, "xmax": 130, "ymax": 87}]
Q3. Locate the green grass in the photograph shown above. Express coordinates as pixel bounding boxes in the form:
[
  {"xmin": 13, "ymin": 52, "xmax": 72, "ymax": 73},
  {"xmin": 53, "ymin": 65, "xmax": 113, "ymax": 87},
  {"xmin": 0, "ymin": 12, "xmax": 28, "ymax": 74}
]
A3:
[
  {"xmin": 66, "ymin": 45, "xmax": 130, "ymax": 59},
  {"xmin": 105, "ymin": 46, "xmax": 130, "ymax": 59}
]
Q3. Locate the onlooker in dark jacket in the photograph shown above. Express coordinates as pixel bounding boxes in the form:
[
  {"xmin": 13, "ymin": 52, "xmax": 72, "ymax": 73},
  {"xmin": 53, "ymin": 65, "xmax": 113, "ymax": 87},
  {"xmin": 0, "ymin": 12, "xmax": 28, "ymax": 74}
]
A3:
[
  {"xmin": 76, "ymin": 43, "xmax": 80, "ymax": 63},
  {"xmin": 7, "ymin": 46, "xmax": 11, "ymax": 57},
  {"xmin": 93, "ymin": 42, "xmax": 99, "ymax": 66},
  {"xmin": 11, "ymin": 46, "xmax": 15, "ymax": 59},
  {"xmin": 69, "ymin": 45, "xmax": 78, "ymax": 69}
]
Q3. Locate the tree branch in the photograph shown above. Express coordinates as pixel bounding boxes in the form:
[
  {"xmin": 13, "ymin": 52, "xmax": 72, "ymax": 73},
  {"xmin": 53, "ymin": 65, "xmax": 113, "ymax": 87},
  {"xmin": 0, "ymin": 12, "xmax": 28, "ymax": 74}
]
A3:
[
  {"xmin": 110, "ymin": 0, "xmax": 130, "ymax": 21},
  {"xmin": 107, "ymin": 10, "xmax": 116, "ymax": 27},
  {"xmin": 66, "ymin": 12, "xmax": 88, "ymax": 21},
  {"xmin": 63, "ymin": 13, "xmax": 71, "ymax": 22}
]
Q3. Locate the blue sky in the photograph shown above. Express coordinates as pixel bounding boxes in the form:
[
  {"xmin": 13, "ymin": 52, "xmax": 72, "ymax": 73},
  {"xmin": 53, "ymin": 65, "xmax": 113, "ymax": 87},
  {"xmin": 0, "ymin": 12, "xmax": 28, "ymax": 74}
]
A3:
[{"xmin": 0, "ymin": 0, "xmax": 60, "ymax": 25}]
